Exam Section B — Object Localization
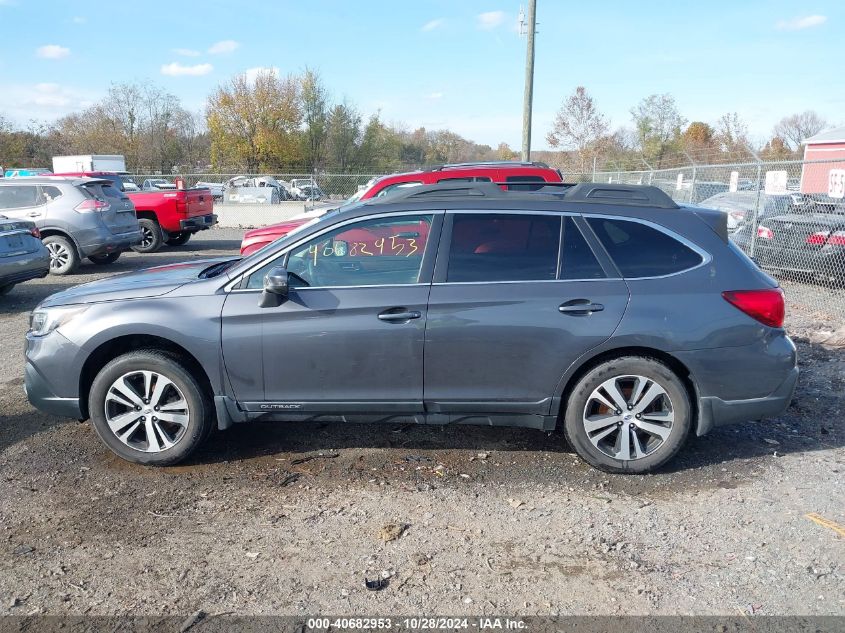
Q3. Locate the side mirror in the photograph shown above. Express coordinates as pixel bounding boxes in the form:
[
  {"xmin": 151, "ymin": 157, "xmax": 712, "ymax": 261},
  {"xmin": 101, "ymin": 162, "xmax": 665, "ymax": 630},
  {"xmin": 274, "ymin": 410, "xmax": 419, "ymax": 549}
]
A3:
[{"xmin": 259, "ymin": 266, "xmax": 289, "ymax": 308}]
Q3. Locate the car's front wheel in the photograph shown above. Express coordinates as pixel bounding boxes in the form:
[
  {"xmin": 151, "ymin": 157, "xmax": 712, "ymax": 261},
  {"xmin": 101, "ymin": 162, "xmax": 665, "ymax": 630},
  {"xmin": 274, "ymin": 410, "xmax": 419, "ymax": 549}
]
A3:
[
  {"xmin": 563, "ymin": 356, "xmax": 691, "ymax": 474},
  {"xmin": 89, "ymin": 351, "xmax": 213, "ymax": 465}
]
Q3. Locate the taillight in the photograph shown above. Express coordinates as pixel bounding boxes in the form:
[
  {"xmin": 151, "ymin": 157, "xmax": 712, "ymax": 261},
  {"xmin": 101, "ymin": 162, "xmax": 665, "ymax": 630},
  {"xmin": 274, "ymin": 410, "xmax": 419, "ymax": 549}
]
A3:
[
  {"xmin": 29, "ymin": 226, "xmax": 41, "ymax": 239},
  {"xmin": 806, "ymin": 231, "xmax": 828, "ymax": 245},
  {"xmin": 74, "ymin": 199, "xmax": 109, "ymax": 213},
  {"xmin": 722, "ymin": 288, "xmax": 785, "ymax": 328},
  {"xmin": 757, "ymin": 226, "xmax": 774, "ymax": 240}
]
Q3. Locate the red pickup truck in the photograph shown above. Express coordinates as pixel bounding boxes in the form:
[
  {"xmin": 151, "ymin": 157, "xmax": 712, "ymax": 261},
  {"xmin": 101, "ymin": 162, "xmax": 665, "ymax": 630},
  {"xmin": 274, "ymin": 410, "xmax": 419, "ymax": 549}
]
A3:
[{"xmin": 52, "ymin": 172, "xmax": 217, "ymax": 252}]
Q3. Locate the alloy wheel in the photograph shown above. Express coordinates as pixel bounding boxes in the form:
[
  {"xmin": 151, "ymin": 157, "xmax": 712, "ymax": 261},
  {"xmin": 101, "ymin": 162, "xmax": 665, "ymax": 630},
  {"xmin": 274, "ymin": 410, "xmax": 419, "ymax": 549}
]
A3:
[
  {"xmin": 140, "ymin": 226, "xmax": 154, "ymax": 249},
  {"xmin": 582, "ymin": 375, "xmax": 674, "ymax": 461},
  {"xmin": 104, "ymin": 370, "xmax": 190, "ymax": 453},
  {"xmin": 46, "ymin": 241, "xmax": 71, "ymax": 270}
]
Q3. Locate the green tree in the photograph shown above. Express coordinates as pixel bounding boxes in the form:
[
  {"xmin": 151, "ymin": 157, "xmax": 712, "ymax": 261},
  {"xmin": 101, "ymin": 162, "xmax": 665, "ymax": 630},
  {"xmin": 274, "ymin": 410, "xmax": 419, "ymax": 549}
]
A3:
[
  {"xmin": 300, "ymin": 68, "xmax": 329, "ymax": 170},
  {"xmin": 326, "ymin": 101, "xmax": 362, "ymax": 172},
  {"xmin": 206, "ymin": 70, "xmax": 301, "ymax": 171},
  {"xmin": 630, "ymin": 94, "xmax": 686, "ymax": 167},
  {"xmin": 546, "ymin": 86, "xmax": 609, "ymax": 173}
]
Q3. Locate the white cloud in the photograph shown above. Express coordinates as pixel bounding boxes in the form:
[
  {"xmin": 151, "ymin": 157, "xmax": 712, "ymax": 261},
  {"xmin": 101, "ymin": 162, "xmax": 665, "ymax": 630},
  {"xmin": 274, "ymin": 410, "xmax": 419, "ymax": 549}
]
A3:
[
  {"xmin": 421, "ymin": 18, "xmax": 445, "ymax": 32},
  {"xmin": 71, "ymin": 16, "xmax": 86, "ymax": 24},
  {"xmin": 0, "ymin": 83, "xmax": 93, "ymax": 122},
  {"xmin": 36, "ymin": 44, "xmax": 70, "ymax": 59},
  {"xmin": 477, "ymin": 10, "xmax": 505, "ymax": 30},
  {"xmin": 775, "ymin": 15, "xmax": 827, "ymax": 30},
  {"xmin": 160, "ymin": 62, "xmax": 213, "ymax": 77},
  {"xmin": 208, "ymin": 39, "xmax": 239, "ymax": 54},
  {"xmin": 244, "ymin": 66, "xmax": 279, "ymax": 82},
  {"xmin": 425, "ymin": 92, "xmax": 444, "ymax": 100},
  {"xmin": 173, "ymin": 48, "xmax": 200, "ymax": 57}
]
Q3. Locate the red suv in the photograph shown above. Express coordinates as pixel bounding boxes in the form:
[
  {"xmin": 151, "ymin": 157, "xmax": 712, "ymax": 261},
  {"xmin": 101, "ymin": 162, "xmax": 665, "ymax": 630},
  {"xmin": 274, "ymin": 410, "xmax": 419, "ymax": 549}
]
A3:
[{"xmin": 239, "ymin": 162, "xmax": 563, "ymax": 255}]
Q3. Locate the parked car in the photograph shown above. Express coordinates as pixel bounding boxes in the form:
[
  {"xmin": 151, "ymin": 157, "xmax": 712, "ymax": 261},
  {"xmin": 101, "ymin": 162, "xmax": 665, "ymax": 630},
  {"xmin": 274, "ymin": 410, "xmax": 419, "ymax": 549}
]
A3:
[
  {"xmin": 195, "ymin": 181, "xmax": 225, "ymax": 200},
  {"xmin": 25, "ymin": 182, "xmax": 797, "ymax": 473},
  {"xmin": 731, "ymin": 200, "xmax": 845, "ymax": 285},
  {"xmin": 0, "ymin": 177, "xmax": 141, "ymax": 274},
  {"xmin": 142, "ymin": 179, "xmax": 177, "ymax": 191},
  {"xmin": 52, "ymin": 172, "xmax": 217, "ymax": 253},
  {"xmin": 0, "ymin": 216, "xmax": 50, "ymax": 294},
  {"xmin": 296, "ymin": 184, "xmax": 325, "ymax": 201},
  {"xmin": 224, "ymin": 176, "xmax": 293, "ymax": 203},
  {"xmin": 700, "ymin": 191, "xmax": 808, "ymax": 232},
  {"xmin": 240, "ymin": 162, "xmax": 565, "ymax": 255}
]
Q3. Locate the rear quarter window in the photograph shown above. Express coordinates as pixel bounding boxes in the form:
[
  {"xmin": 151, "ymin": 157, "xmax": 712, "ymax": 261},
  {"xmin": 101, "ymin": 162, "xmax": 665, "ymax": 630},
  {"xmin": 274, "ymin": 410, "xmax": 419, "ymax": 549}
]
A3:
[{"xmin": 586, "ymin": 217, "xmax": 704, "ymax": 278}]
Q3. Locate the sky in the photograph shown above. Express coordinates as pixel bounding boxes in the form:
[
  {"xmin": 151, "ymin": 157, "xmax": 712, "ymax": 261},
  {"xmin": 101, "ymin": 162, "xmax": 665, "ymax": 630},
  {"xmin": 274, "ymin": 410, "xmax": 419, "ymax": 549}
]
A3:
[{"xmin": 0, "ymin": 0, "xmax": 842, "ymax": 151}]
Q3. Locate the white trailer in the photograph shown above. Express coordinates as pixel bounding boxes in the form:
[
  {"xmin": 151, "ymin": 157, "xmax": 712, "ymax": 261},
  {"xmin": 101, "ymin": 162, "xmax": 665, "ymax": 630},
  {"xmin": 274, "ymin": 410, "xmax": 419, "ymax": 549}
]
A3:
[{"xmin": 52, "ymin": 154, "xmax": 127, "ymax": 173}]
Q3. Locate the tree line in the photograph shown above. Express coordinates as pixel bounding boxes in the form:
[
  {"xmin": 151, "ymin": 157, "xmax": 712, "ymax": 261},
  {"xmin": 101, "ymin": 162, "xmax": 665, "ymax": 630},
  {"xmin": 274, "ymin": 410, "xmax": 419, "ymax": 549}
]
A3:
[
  {"xmin": 0, "ymin": 69, "xmax": 513, "ymax": 174},
  {"xmin": 0, "ymin": 73, "xmax": 833, "ymax": 174},
  {"xmin": 542, "ymin": 86, "xmax": 831, "ymax": 173}
]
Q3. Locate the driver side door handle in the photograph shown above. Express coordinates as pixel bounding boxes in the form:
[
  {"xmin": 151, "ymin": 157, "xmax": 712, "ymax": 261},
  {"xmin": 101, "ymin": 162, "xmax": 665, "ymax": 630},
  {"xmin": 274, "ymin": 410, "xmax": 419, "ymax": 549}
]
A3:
[
  {"xmin": 378, "ymin": 309, "xmax": 422, "ymax": 322},
  {"xmin": 559, "ymin": 301, "xmax": 604, "ymax": 315}
]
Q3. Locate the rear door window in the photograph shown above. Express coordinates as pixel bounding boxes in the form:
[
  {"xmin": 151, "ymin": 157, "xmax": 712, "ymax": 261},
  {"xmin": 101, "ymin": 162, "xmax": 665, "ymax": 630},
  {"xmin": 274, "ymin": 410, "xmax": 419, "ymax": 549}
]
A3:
[
  {"xmin": 586, "ymin": 217, "xmax": 703, "ymax": 278},
  {"xmin": 0, "ymin": 185, "xmax": 39, "ymax": 209},
  {"xmin": 447, "ymin": 213, "xmax": 561, "ymax": 282},
  {"xmin": 560, "ymin": 218, "xmax": 606, "ymax": 280},
  {"xmin": 40, "ymin": 186, "xmax": 63, "ymax": 203}
]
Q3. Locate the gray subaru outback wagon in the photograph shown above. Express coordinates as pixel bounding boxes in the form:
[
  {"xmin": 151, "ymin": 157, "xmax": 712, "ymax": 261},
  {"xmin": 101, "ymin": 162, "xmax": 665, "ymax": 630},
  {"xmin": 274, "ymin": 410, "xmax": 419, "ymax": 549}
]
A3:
[{"xmin": 24, "ymin": 183, "xmax": 798, "ymax": 473}]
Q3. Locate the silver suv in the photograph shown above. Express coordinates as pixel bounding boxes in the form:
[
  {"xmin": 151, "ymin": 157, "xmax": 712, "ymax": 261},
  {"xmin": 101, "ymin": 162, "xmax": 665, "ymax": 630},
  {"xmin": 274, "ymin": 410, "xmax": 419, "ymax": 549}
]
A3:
[{"xmin": 0, "ymin": 177, "xmax": 141, "ymax": 274}]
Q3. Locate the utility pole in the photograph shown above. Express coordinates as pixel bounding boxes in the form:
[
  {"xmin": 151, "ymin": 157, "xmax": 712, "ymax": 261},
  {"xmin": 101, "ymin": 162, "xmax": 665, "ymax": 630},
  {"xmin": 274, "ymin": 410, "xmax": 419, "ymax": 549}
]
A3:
[{"xmin": 520, "ymin": 0, "xmax": 537, "ymax": 161}]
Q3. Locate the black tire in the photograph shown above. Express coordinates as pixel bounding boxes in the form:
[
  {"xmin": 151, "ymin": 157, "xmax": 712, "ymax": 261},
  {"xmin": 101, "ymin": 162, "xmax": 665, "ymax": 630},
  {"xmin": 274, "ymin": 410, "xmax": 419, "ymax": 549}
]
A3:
[
  {"xmin": 43, "ymin": 235, "xmax": 80, "ymax": 275},
  {"xmin": 562, "ymin": 356, "xmax": 691, "ymax": 474},
  {"xmin": 88, "ymin": 252, "xmax": 121, "ymax": 265},
  {"xmin": 165, "ymin": 231, "xmax": 191, "ymax": 246},
  {"xmin": 131, "ymin": 218, "xmax": 163, "ymax": 253},
  {"xmin": 0, "ymin": 284, "xmax": 14, "ymax": 296},
  {"xmin": 88, "ymin": 351, "xmax": 213, "ymax": 466}
]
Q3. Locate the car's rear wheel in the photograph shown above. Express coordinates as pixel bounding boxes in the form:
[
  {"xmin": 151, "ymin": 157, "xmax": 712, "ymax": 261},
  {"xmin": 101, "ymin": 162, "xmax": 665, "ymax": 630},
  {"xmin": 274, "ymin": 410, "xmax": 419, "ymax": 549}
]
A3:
[
  {"xmin": 165, "ymin": 231, "xmax": 191, "ymax": 246},
  {"xmin": 88, "ymin": 252, "xmax": 121, "ymax": 265},
  {"xmin": 43, "ymin": 235, "xmax": 80, "ymax": 275},
  {"xmin": 89, "ymin": 351, "xmax": 213, "ymax": 465},
  {"xmin": 563, "ymin": 356, "xmax": 691, "ymax": 474},
  {"xmin": 131, "ymin": 218, "xmax": 163, "ymax": 253}
]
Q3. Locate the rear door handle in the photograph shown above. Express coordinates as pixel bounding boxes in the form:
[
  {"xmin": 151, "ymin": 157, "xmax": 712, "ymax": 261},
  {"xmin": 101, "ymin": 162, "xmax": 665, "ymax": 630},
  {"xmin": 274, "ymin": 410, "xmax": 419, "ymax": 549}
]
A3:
[
  {"xmin": 559, "ymin": 301, "xmax": 604, "ymax": 315},
  {"xmin": 378, "ymin": 309, "xmax": 422, "ymax": 322}
]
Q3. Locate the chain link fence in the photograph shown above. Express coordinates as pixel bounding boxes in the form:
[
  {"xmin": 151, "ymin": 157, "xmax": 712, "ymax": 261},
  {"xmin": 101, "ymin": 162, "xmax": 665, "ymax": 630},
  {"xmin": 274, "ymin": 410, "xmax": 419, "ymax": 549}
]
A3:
[
  {"xmin": 584, "ymin": 158, "xmax": 845, "ymax": 331},
  {"xmin": 130, "ymin": 159, "xmax": 845, "ymax": 330}
]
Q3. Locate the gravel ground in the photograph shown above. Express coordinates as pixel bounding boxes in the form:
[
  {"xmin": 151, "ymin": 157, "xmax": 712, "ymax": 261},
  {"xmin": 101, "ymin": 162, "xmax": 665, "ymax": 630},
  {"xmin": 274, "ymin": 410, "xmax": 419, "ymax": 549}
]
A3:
[{"xmin": 0, "ymin": 229, "xmax": 842, "ymax": 617}]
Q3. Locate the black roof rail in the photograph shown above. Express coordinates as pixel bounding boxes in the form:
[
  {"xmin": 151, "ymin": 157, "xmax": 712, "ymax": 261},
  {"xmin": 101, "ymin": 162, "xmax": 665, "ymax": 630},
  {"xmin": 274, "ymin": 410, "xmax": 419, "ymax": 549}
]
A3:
[
  {"xmin": 374, "ymin": 181, "xmax": 679, "ymax": 209},
  {"xmin": 423, "ymin": 160, "xmax": 551, "ymax": 172},
  {"xmin": 563, "ymin": 183, "xmax": 679, "ymax": 209}
]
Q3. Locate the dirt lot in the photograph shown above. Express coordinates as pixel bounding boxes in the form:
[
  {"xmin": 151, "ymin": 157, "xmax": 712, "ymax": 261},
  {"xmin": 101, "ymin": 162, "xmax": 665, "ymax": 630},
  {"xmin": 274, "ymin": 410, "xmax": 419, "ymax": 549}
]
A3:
[{"xmin": 0, "ymin": 229, "xmax": 842, "ymax": 617}]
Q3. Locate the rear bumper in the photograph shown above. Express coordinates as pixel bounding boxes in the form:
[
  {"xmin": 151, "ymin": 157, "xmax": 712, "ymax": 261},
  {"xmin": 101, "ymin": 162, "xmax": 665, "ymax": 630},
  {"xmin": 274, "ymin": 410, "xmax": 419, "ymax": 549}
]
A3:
[
  {"xmin": 78, "ymin": 228, "xmax": 142, "ymax": 257},
  {"xmin": 180, "ymin": 214, "xmax": 218, "ymax": 233},
  {"xmin": 677, "ymin": 333, "xmax": 799, "ymax": 436},
  {"xmin": 0, "ymin": 249, "xmax": 50, "ymax": 287},
  {"xmin": 697, "ymin": 366, "xmax": 798, "ymax": 435}
]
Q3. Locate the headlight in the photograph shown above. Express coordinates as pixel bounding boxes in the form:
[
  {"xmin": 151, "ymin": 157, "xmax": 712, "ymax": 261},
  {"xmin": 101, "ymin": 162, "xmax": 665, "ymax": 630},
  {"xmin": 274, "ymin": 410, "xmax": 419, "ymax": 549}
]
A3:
[{"xmin": 29, "ymin": 306, "xmax": 89, "ymax": 337}]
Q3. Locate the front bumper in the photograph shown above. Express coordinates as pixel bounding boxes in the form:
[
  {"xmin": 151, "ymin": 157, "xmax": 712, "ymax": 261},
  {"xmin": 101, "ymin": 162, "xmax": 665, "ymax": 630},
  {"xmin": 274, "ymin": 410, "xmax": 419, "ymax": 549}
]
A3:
[
  {"xmin": 180, "ymin": 214, "xmax": 218, "ymax": 233},
  {"xmin": 24, "ymin": 330, "xmax": 85, "ymax": 419}
]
